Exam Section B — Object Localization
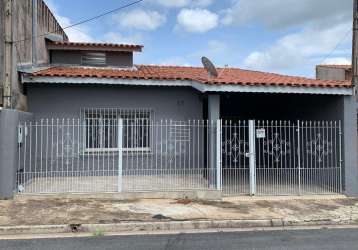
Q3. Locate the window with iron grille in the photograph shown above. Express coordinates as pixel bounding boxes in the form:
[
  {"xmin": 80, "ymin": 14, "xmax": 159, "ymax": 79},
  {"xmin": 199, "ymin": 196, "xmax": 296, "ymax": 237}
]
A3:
[{"xmin": 82, "ymin": 108, "xmax": 152, "ymax": 152}]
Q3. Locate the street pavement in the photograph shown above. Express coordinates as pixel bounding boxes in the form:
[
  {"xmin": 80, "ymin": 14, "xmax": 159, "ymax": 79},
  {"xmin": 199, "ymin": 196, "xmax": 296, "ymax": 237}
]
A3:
[{"xmin": 1, "ymin": 228, "xmax": 358, "ymax": 250}]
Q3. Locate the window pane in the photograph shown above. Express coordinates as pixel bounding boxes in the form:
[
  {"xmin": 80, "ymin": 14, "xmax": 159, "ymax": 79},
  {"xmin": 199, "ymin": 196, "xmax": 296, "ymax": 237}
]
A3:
[
  {"xmin": 84, "ymin": 109, "xmax": 151, "ymax": 151},
  {"xmin": 82, "ymin": 52, "xmax": 106, "ymax": 66}
]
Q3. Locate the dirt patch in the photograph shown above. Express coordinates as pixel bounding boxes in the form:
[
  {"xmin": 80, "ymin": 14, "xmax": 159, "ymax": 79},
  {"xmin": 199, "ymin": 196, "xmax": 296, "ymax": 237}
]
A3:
[
  {"xmin": 1, "ymin": 197, "xmax": 358, "ymax": 227},
  {"xmin": 194, "ymin": 200, "xmax": 251, "ymax": 214},
  {"xmin": 0, "ymin": 198, "xmax": 153, "ymax": 226},
  {"xmin": 333, "ymin": 198, "xmax": 358, "ymax": 206},
  {"xmin": 174, "ymin": 199, "xmax": 193, "ymax": 205}
]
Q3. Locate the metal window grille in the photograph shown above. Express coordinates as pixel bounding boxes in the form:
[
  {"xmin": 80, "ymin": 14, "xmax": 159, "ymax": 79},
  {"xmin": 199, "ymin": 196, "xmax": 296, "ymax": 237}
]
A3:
[
  {"xmin": 82, "ymin": 108, "xmax": 152, "ymax": 152},
  {"xmin": 81, "ymin": 52, "xmax": 106, "ymax": 66}
]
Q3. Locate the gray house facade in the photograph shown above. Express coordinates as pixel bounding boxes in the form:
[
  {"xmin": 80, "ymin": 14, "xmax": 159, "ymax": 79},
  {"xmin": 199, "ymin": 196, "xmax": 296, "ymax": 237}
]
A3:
[{"xmin": 0, "ymin": 41, "xmax": 357, "ymax": 199}]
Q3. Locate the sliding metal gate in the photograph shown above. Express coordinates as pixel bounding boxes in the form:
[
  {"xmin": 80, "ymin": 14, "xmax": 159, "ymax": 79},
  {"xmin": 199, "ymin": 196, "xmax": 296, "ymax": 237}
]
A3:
[{"xmin": 222, "ymin": 120, "xmax": 342, "ymax": 196}]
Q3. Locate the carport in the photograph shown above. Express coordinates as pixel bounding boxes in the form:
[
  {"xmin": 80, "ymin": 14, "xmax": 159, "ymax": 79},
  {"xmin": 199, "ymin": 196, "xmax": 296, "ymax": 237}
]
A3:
[{"xmin": 205, "ymin": 87, "xmax": 356, "ymax": 196}]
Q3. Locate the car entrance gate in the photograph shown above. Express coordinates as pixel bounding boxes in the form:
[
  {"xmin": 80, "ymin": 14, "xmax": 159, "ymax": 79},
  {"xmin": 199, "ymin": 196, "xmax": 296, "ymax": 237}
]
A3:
[{"xmin": 221, "ymin": 120, "xmax": 342, "ymax": 196}]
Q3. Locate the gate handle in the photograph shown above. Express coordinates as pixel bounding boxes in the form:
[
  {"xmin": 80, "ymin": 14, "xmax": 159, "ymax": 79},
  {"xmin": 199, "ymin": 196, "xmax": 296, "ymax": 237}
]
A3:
[{"xmin": 245, "ymin": 152, "xmax": 252, "ymax": 158}]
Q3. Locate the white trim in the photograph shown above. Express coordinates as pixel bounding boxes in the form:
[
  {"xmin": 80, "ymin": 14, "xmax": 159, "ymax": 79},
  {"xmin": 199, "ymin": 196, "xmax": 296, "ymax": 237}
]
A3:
[
  {"xmin": 22, "ymin": 75, "xmax": 354, "ymax": 95},
  {"xmin": 83, "ymin": 147, "xmax": 151, "ymax": 154}
]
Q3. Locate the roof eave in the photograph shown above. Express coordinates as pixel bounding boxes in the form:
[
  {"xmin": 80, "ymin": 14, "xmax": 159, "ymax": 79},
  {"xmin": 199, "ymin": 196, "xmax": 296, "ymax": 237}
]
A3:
[
  {"xmin": 47, "ymin": 44, "xmax": 143, "ymax": 52},
  {"xmin": 22, "ymin": 75, "xmax": 354, "ymax": 96}
]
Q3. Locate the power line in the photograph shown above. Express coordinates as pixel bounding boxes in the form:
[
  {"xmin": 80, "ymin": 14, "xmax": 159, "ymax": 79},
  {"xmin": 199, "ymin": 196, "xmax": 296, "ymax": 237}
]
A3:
[
  {"xmin": 13, "ymin": 0, "xmax": 144, "ymax": 44},
  {"xmin": 320, "ymin": 27, "xmax": 352, "ymax": 65}
]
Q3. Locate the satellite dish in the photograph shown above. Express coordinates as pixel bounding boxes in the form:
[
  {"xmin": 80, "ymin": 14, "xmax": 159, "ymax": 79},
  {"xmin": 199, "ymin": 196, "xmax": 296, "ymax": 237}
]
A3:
[{"xmin": 201, "ymin": 56, "xmax": 218, "ymax": 78}]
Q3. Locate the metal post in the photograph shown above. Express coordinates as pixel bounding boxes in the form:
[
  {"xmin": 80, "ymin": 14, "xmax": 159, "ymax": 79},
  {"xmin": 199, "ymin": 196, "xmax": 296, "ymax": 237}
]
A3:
[
  {"xmin": 216, "ymin": 119, "xmax": 222, "ymax": 190},
  {"xmin": 338, "ymin": 121, "xmax": 343, "ymax": 193},
  {"xmin": 117, "ymin": 119, "xmax": 123, "ymax": 192},
  {"xmin": 248, "ymin": 120, "xmax": 256, "ymax": 195},
  {"xmin": 353, "ymin": 0, "xmax": 358, "ymax": 93},
  {"xmin": 297, "ymin": 120, "xmax": 301, "ymax": 195}
]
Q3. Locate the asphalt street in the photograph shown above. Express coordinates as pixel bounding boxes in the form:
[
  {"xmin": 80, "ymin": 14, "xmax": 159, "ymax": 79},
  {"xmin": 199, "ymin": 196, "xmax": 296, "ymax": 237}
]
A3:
[{"xmin": 1, "ymin": 228, "xmax": 358, "ymax": 250}]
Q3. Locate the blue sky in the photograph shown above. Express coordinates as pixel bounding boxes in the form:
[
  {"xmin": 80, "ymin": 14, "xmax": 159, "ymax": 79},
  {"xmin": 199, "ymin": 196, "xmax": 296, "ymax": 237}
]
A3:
[{"xmin": 45, "ymin": 0, "xmax": 353, "ymax": 77}]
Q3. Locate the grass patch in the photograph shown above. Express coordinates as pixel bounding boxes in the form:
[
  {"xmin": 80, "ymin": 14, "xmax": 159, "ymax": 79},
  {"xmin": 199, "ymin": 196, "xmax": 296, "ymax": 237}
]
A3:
[{"xmin": 92, "ymin": 228, "xmax": 105, "ymax": 237}]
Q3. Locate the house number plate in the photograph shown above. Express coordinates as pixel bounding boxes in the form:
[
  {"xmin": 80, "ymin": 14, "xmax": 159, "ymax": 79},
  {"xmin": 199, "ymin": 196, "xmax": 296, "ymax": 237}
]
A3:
[{"xmin": 256, "ymin": 129, "xmax": 266, "ymax": 138}]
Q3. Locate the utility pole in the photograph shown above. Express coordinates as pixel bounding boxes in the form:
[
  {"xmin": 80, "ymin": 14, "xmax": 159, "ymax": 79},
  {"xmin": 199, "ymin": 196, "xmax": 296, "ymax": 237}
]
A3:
[
  {"xmin": 32, "ymin": 0, "xmax": 37, "ymax": 66},
  {"xmin": 3, "ymin": 0, "xmax": 12, "ymax": 108},
  {"xmin": 353, "ymin": 0, "xmax": 358, "ymax": 94}
]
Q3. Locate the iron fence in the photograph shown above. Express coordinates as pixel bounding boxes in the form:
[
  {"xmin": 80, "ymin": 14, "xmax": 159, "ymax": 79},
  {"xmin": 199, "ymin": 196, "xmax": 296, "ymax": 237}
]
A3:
[
  {"xmin": 17, "ymin": 119, "xmax": 218, "ymax": 194},
  {"xmin": 17, "ymin": 118, "xmax": 343, "ymax": 196}
]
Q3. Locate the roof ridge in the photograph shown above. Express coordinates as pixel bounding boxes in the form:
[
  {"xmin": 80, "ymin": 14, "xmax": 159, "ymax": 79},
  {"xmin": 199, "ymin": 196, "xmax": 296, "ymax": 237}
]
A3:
[
  {"xmin": 138, "ymin": 64, "xmax": 349, "ymax": 83},
  {"xmin": 28, "ymin": 65, "xmax": 352, "ymax": 87}
]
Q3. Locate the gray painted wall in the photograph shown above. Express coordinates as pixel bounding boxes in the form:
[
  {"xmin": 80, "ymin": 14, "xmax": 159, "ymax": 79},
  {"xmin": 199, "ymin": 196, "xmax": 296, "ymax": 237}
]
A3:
[
  {"xmin": 0, "ymin": 0, "xmax": 4, "ymax": 101},
  {"xmin": 316, "ymin": 67, "xmax": 348, "ymax": 81},
  {"xmin": 342, "ymin": 95, "xmax": 358, "ymax": 196},
  {"xmin": 50, "ymin": 51, "xmax": 134, "ymax": 68},
  {"xmin": 0, "ymin": 109, "xmax": 33, "ymax": 198},
  {"xmin": 208, "ymin": 94, "xmax": 220, "ymax": 187},
  {"xmin": 27, "ymin": 84, "xmax": 203, "ymax": 120},
  {"xmin": 20, "ymin": 85, "xmax": 207, "ymax": 187}
]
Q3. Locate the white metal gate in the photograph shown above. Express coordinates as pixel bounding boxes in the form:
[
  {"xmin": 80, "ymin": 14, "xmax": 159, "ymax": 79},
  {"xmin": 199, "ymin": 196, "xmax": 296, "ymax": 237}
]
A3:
[{"xmin": 222, "ymin": 120, "xmax": 342, "ymax": 196}]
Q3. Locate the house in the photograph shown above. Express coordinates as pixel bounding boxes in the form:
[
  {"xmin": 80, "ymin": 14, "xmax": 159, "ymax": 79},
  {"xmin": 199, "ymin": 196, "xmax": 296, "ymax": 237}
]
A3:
[
  {"xmin": 0, "ymin": 39, "xmax": 352, "ymax": 199},
  {"xmin": 0, "ymin": 0, "xmax": 67, "ymax": 110},
  {"xmin": 316, "ymin": 65, "xmax": 352, "ymax": 81}
]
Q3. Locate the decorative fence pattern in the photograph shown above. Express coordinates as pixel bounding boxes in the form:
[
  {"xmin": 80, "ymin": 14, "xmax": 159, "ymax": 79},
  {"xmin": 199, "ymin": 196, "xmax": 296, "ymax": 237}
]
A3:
[
  {"xmin": 17, "ymin": 119, "xmax": 217, "ymax": 194},
  {"xmin": 221, "ymin": 120, "xmax": 342, "ymax": 196},
  {"xmin": 17, "ymin": 118, "xmax": 342, "ymax": 196}
]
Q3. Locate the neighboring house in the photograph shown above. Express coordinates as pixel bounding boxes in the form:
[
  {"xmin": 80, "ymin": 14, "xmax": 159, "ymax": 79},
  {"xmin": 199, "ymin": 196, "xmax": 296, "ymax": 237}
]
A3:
[
  {"xmin": 2, "ymin": 39, "xmax": 352, "ymax": 199},
  {"xmin": 316, "ymin": 65, "xmax": 352, "ymax": 81},
  {"xmin": 0, "ymin": 0, "xmax": 67, "ymax": 110}
]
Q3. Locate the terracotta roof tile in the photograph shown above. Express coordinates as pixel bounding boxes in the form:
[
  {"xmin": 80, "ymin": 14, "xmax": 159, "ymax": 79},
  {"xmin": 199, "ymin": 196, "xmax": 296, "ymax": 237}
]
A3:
[{"xmin": 29, "ymin": 65, "xmax": 352, "ymax": 88}]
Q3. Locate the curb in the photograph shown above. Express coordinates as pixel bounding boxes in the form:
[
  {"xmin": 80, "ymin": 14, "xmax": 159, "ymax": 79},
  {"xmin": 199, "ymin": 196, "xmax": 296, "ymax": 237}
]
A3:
[{"xmin": 0, "ymin": 218, "xmax": 357, "ymax": 236}]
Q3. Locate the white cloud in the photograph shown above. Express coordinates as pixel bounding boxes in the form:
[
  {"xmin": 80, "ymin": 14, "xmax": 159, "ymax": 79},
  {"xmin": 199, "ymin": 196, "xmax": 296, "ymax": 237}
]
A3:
[
  {"xmin": 191, "ymin": 40, "xmax": 228, "ymax": 58},
  {"xmin": 55, "ymin": 15, "xmax": 95, "ymax": 42},
  {"xmin": 102, "ymin": 32, "xmax": 143, "ymax": 45},
  {"xmin": 113, "ymin": 9, "xmax": 166, "ymax": 31},
  {"xmin": 177, "ymin": 8, "xmax": 218, "ymax": 33},
  {"xmin": 44, "ymin": 0, "xmax": 95, "ymax": 42},
  {"xmin": 223, "ymin": 0, "xmax": 352, "ymax": 30},
  {"xmin": 243, "ymin": 22, "xmax": 352, "ymax": 72},
  {"xmin": 160, "ymin": 56, "xmax": 191, "ymax": 66},
  {"xmin": 153, "ymin": 0, "xmax": 190, "ymax": 7},
  {"xmin": 151, "ymin": 0, "xmax": 213, "ymax": 8},
  {"xmin": 323, "ymin": 57, "xmax": 351, "ymax": 65}
]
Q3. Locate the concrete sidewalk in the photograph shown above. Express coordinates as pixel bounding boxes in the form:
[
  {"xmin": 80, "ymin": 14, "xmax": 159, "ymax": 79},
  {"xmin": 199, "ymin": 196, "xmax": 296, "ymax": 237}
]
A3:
[{"xmin": 0, "ymin": 195, "xmax": 358, "ymax": 235}]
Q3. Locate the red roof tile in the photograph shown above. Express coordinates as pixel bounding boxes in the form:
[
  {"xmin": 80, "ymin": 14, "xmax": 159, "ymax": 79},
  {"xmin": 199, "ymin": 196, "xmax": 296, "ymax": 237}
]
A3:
[
  {"xmin": 29, "ymin": 65, "xmax": 352, "ymax": 88},
  {"xmin": 47, "ymin": 41, "xmax": 143, "ymax": 51}
]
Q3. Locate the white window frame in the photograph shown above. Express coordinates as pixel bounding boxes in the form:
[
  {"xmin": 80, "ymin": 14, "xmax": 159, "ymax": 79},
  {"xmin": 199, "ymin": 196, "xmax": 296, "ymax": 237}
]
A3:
[{"xmin": 82, "ymin": 108, "xmax": 152, "ymax": 153}]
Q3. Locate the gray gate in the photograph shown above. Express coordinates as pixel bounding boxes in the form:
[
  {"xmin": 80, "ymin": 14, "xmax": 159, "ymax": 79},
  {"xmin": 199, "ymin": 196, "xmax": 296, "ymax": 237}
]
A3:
[{"xmin": 222, "ymin": 120, "xmax": 342, "ymax": 196}]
